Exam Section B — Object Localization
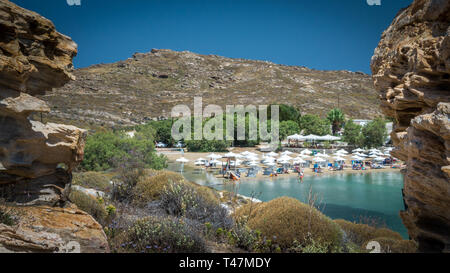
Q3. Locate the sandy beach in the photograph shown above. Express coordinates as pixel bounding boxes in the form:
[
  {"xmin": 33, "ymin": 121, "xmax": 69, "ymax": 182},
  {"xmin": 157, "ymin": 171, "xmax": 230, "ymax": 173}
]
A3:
[{"xmin": 159, "ymin": 147, "xmax": 404, "ymax": 181}]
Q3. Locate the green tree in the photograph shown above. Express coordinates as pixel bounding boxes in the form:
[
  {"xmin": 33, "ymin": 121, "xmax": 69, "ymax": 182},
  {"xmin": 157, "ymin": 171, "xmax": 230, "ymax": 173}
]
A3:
[
  {"xmin": 279, "ymin": 120, "xmax": 300, "ymax": 140},
  {"xmin": 327, "ymin": 108, "xmax": 345, "ymax": 135},
  {"xmin": 143, "ymin": 120, "xmax": 174, "ymax": 146},
  {"xmin": 268, "ymin": 104, "xmax": 301, "ymax": 122},
  {"xmin": 298, "ymin": 114, "xmax": 331, "ymax": 136},
  {"xmin": 361, "ymin": 118, "xmax": 388, "ymax": 148},
  {"xmin": 185, "ymin": 139, "xmax": 231, "ymax": 152},
  {"xmin": 343, "ymin": 119, "xmax": 363, "ymax": 147}
]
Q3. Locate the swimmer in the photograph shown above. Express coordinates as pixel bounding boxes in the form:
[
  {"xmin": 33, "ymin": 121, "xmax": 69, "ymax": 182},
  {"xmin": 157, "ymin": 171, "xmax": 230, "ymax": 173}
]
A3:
[{"xmin": 299, "ymin": 170, "xmax": 304, "ymax": 183}]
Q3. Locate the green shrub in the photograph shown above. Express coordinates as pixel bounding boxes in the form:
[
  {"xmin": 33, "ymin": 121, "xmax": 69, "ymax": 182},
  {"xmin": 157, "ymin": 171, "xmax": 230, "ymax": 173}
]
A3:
[
  {"xmin": 142, "ymin": 120, "xmax": 174, "ymax": 146},
  {"xmin": 111, "ymin": 151, "xmax": 146, "ymax": 202},
  {"xmin": 360, "ymin": 117, "xmax": 388, "ymax": 148},
  {"xmin": 82, "ymin": 130, "xmax": 167, "ymax": 172},
  {"xmin": 334, "ymin": 219, "xmax": 415, "ymax": 252},
  {"xmin": 118, "ymin": 215, "xmax": 207, "ymax": 253},
  {"xmin": 298, "ymin": 114, "xmax": 331, "ymax": 136},
  {"xmin": 363, "ymin": 237, "xmax": 418, "ymax": 253},
  {"xmin": 343, "ymin": 119, "xmax": 363, "ymax": 146},
  {"xmin": 0, "ymin": 206, "xmax": 17, "ymax": 226},
  {"xmin": 228, "ymin": 222, "xmax": 259, "ymax": 251},
  {"xmin": 234, "ymin": 197, "xmax": 342, "ymax": 251},
  {"xmin": 160, "ymin": 181, "xmax": 232, "ymax": 230},
  {"xmin": 69, "ymin": 189, "xmax": 108, "ymax": 225},
  {"xmin": 334, "ymin": 219, "xmax": 402, "ymax": 247},
  {"xmin": 72, "ymin": 172, "xmax": 113, "ymax": 192},
  {"xmin": 288, "ymin": 237, "xmax": 338, "ymax": 253},
  {"xmin": 132, "ymin": 171, "xmax": 185, "ymax": 206},
  {"xmin": 279, "ymin": 120, "xmax": 300, "ymax": 141}
]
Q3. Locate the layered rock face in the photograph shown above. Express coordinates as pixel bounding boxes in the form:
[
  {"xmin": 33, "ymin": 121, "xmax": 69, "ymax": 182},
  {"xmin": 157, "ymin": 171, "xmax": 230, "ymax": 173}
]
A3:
[
  {"xmin": 371, "ymin": 0, "xmax": 450, "ymax": 252},
  {"xmin": 0, "ymin": 0, "xmax": 108, "ymax": 252},
  {"xmin": 0, "ymin": 206, "xmax": 109, "ymax": 253}
]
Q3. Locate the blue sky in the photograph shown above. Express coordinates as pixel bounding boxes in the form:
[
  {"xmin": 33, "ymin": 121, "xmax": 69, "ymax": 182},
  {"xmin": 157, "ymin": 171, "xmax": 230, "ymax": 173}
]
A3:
[{"xmin": 11, "ymin": 0, "xmax": 412, "ymax": 74}]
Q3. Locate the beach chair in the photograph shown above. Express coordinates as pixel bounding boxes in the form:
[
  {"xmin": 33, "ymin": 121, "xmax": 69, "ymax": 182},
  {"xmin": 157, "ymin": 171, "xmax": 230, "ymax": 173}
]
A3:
[{"xmin": 263, "ymin": 167, "xmax": 274, "ymax": 176}]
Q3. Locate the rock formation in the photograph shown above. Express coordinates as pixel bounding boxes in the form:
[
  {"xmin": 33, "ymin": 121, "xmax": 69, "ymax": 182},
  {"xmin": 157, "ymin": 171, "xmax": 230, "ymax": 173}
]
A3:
[
  {"xmin": 0, "ymin": 205, "xmax": 109, "ymax": 253},
  {"xmin": 0, "ymin": 0, "xmax": 108, "ymax": 252},
  {"xmin": 371, "ymin": 0, "xmax": 450, "ymax": 252}
]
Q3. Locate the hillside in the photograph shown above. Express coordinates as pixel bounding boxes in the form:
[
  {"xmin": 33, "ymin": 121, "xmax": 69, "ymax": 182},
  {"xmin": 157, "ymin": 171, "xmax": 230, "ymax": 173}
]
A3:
[{"xmin": 38, "ymin": 49, "xmax": 381, "ymax": 129}]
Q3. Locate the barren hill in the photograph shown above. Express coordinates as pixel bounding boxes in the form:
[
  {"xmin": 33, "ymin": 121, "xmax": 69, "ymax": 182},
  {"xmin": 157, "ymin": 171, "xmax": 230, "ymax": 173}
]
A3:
[{"xmin": 39, "ymin": 49, "xmax": 381, "ymax": 128}]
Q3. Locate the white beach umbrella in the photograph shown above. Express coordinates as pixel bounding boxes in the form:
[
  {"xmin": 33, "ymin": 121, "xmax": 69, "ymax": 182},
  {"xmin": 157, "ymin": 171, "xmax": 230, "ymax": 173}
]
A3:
[
  {"xmin": 337, "ymin": 149, "xmax": 349, "ymax": 154},
  {"xmin": 334, "ymin": 156, "xmax": 346, "ymax": 162},
  {"xmin": 249, "ymin": 161, "xmax": 259, "ymax": 166},
  {"xmin": 196, "ymin": 158, "xmax": 206, "ymax": 161},
  {"xmin": 298, "ymin": 154, "xmax": 311, "ymax": 160},
  {"xmin": 352, "ymin": 148, "xmax": 365, "ymax": 153},
  {"xmin": 208, "ymin": 153, "xmax": 222, "ymax": 159},
  {"xmin": 294, "ymin": 158, "xmax": 307, "ymax": 164},
  {"xmin": 210, "ymin": 159, "xmax": 221, "ymax": 164},
  {"xmin": 373, "ymin": 157, "xmax": 386, "ymax": 162},
  {"xmin": 246, "ymin": 155, "xmax": 259, "ymax": 161},
  {"xmin": 264, "ymin": 162, "xmax": 276, "ymax": 166},
  {"xmin": 368, "ymin": 154, "xmax": 378, "ymax": 158},
  {"xmin": 320, "ymin": 135, "xmax": 341, "ymax": 141},
  {"xmin": 176, "ymin": 157, "xmax": 190, "ymax": 163},
  {"xmin": 287, "ymin": 134, "xmax": 304, "ymax": 141},
  {"xmin": 313, "ymin": 157, "xmax": 326, "ymax": 163},
  {"xmin": 351, "ymin": 155, "xmax": 364, "ymax": 161},
  {"xmin": 304, "ymin": 134, "xmax": 319, "ymax": 140},
  {"xmin": 301, "ymin": 149, "xmax": 312, "ymax": 155},
  {"xmin": 224, "ymin": 152, "xmax": 239, "ymax": 158},
  {"xmin": 267, "ymin": 152, "xmax": 278, "ymax": 157},
  {"xmin": 263, "ymin": 157, "xmax": 276, "ymax": 163},
  {"xmin": 230, "ymin": 160, "xmax": 242, "ymax": 166},
  {"xmin": 317, "ymin": 153, "xmax": 330, "ymax": 158},
  {"xmin": 281, "ymin": 151, "xmax": 294, "ymax": 155},
  {"xmin": 279, "ymin": 155, "xmax": 293, "ymax": 161},
  {"xmin": 241, "ymin": 151, "xmax": 252, "ymax": 156},
  {"xmin": 194, "ymin": 160, "xmax": 203, "ymax": 165}
]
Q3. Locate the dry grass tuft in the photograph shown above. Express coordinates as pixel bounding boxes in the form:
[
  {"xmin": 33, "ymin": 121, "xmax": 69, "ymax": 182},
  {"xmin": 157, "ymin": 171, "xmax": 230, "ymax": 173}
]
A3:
[{"xmin": 234, "ymin": 197, "xmax": 342, "ymax": 250}]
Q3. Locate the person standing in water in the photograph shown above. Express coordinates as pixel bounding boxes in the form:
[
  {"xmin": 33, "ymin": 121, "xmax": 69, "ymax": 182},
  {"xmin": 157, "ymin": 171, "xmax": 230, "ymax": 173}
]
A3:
[{"xmin": 299, "ymin": 169, "xmax": 304, "ymax": 183}]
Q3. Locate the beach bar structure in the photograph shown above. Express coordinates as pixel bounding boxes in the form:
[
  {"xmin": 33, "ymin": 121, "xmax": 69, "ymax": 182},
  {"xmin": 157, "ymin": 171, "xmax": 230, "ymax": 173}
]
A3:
[{"xmin": 287, "ymin": 134, "xmax": 341, "ymax": 148}]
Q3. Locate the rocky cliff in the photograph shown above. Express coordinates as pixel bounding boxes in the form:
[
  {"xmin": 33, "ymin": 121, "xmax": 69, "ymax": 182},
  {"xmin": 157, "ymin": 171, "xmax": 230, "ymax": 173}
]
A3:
[
  {"xmin": 371, "ymin": 0, "xmax": 450, "ymax": 252},
  {"xmin": 0, "ymin": 0, "xmax": 108, "ymax": 253},
  {"xmin": 40, "ymin": 49, "xmax": 380, "ymax": 129}
]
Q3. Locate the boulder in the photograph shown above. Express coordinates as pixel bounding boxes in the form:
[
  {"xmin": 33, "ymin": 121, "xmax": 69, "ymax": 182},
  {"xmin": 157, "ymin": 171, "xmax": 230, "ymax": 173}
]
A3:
[
  {"xmin": 371, "ymin": 0, "xmax": 450, "ymax": 252},
  {"xmin": 0, "ymin": 206, "xmax": 109, "ymax": 253}
]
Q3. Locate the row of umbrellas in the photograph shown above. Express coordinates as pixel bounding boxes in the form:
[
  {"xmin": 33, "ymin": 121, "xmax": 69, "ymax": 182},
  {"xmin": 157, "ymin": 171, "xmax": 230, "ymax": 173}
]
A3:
[
  {"xmin": 287, "ymin": 134, "xmax": 341, "ymax": 141},
  {"xmin": 178, "ymin": 147, "xmax": 394, "ymax": 165}
]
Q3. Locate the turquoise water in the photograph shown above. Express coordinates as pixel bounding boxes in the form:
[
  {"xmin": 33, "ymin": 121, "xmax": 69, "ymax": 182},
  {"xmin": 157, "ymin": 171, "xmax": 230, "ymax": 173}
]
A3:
[{"xmin": 167, "ymin": 162, "xmax": 409, "ymax": 239}]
